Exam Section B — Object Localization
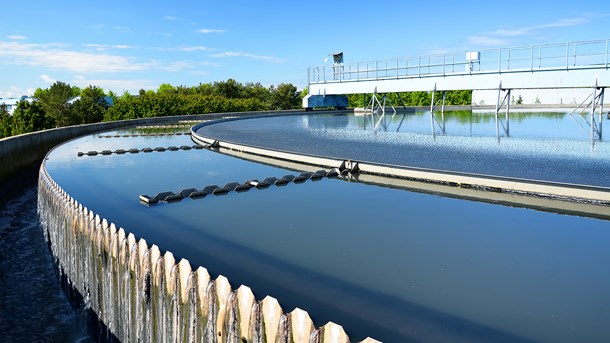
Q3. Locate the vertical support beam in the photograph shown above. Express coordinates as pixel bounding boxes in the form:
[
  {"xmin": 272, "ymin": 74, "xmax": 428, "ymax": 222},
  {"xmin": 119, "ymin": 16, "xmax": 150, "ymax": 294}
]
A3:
[
  {"xmin": 430, "ymin": 84, "xmax": 436, "ymax": 139},
  {"xmin": 506, "ymin": 89, "xmax": 511, "ymax": 136},
  {"xmin": 530, "ymin": 45, "xmax": 534, "ymax": 71},
  {"xmin": 397, "ymin": 92, "xmax": 408, "ymax": 113},
  {"xmin": 565, "ymin": 42, "xmax": 569, "ymax": 70},
  {"xmin": 441, "ymin": 91, "xmax": 446, "ymax": 133},
  {"xmin": 599, "ymin": 88, "xmax": 604, "ymax": 140},
  {"xmin": 495, "ymin": 83, "xmax": 502, "ymax": 140},
  {"xmin": 591, "ymin": 86, "xmax": 597, "ymax": 143}
]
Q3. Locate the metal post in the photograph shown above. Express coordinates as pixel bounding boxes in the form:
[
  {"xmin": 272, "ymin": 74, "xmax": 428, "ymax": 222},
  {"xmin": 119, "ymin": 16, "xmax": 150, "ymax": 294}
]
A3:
[
  {"xmin": 430, "ymin": 85, "xmax": 436, "ymax": 138},
  {"xmin": 498, "ymin": 48, "xmax": 501, "ymax": 72},
  {"xmin": 441, "ymin": 91, "xmax": 446, "ymax": 133},
  {"xmin": 565, "ymin": 42, "xmax": 569, "ymax": 70},
  {"xmin": 307, "ymin": 67, "xmax": 310, "ymax": 86},
  {"xmin": 530, "ymin": 45, "xmax": 534, "ymax": 71},
  {"xmin": 507, "ymin": 49, "xmax": 511, "ymax": 69},
  {"xmin": 375, "ymin": 61, "xmax": 378, "ymax": 80},
  {"xmin": 451, "ymin": 54, "xmax": 455, "ymax": 73},
  {"xmin": 396, "ymin": 58, "xmax": 399, "ymax": 79},
  {"xmin": 418, "ymin": 56, "xmax": 421, "ymax": 77},
  {"xmin": 506, "ymin": 89, "xmax": 511, "ymax": 136},
  {"xmin": 597, "ymin": 88, "xmax": 606, "ymax": 141},
  {"xmin": 573, "ymin": 44, "xmax": 577, "ymax": 66},
  {"xmin": 606, "ymin": 39, "xmax": 608, "ymax": 69},
  {"xmin": 591, "ymin": 86, "xmax": 597, "ymax": 143},
  {"xmin": 495, "ymin": 84, "xmax": 502, "ymax": 140}
]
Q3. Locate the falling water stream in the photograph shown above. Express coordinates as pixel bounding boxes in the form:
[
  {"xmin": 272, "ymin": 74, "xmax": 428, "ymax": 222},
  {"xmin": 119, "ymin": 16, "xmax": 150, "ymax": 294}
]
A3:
[{"xmin": 0, "ymin": 185, "xmax": 88, "ymax": 342}]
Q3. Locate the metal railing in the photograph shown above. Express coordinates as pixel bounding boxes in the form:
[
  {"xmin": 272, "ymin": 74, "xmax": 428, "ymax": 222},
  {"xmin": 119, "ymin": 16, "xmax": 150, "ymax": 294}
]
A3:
[{"xmin": 308, "ymin": 39, "xmax": 610, "ymax": 85}]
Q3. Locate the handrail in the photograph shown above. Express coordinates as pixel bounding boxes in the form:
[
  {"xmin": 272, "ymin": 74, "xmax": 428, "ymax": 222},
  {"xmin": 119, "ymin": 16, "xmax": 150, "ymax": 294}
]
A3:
[{"xmin": 308, "ymin": 39, "xmax": 610, "ymax": 85}]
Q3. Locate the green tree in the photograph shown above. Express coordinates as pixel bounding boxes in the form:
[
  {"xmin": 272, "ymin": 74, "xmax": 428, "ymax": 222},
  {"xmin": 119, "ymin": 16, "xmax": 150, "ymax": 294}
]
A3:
[
  {"xmin": 34, "ymin": 81, "xmax": 80, "ymax": 127},
  {"xmin": 0, "ymin": 104, "xmax": 12, "ymax": 138},
  {"xmin": 9, "ymin": 100, "xmax": 53, "ymax": 135},
  {"xmin": 71, "ymin": 86, "xmax": 108, "ymax": 124},
  {"xmin": 269, "ymin": 83, "xmax": 300, "ymax": 110},
  {"xmin": 157, "ymin": 83, "xmax": 175, "ymax": 94},
  {"xmin": 213, "ymin": 78, "xmax": 242, "ymax": 98}
]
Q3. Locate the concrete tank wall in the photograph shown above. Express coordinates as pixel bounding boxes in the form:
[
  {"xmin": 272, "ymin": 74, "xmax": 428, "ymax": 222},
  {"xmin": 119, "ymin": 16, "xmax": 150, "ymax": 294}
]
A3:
[
  {"xmin": 13, "ymin": 109, "xmax": 376, "ymax": 342},
  {"xmin": 37, "ymin": 164, "xmax": 377, "ymax": 343},
  {"xmin": 0, "ymin": 112, "xmax": 266, "ymax": 185}
]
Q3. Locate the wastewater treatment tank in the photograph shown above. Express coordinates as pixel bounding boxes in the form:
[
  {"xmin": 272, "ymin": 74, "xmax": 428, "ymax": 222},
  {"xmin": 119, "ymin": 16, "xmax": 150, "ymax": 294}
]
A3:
[{"xmin": 39, "ymin": 111, "xmax": 610, "ymax": 343}]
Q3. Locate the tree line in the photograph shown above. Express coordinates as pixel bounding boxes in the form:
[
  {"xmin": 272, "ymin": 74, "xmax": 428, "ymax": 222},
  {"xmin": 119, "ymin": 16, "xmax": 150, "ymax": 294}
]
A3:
[
  {"xmin": 0, "ymin": 79, "xmax": 302, "ymax": 138},
  {"xmin": 0, "ymin": 79, "xmax": 472, "ymax": 139},
  {"xmin": 347, "ymin": 90, "xmax": 472, "ymax": 108}
]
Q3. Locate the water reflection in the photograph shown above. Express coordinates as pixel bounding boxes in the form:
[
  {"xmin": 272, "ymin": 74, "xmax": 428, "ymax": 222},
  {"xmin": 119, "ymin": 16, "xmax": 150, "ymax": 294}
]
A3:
[
  {"xmin": 43, "ymin": 117, "xmax": 610, "ymax": 343},
  {"xmin": 197, "ymin": 112, "xmax": 610, "ymax": 187}
]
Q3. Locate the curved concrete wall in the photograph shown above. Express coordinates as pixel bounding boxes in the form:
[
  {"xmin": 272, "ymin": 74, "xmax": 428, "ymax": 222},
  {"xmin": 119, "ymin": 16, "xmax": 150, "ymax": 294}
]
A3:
[
  {"xmin": 192, "ymin": 119, "xmax": 610, "ymax": 205},
  {"xmin": 0, "ymin": 111, "xmax": 271, "ymax": 185},
  {"xmin": 38, "ymin": 164, "xmax": 378, "ymax": 343},
  {"xmin": 17, "ymin": 109, "xmax": 374, "ymax": 342}
]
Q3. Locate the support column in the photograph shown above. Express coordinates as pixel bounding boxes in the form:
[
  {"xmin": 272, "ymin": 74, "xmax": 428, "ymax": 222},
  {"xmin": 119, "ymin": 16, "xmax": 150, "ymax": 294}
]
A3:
[
  {"xmin": 598, "ymin": 88, "xmax": 604, "ymax": 140},
  {"xmin": 430, "ymin": 85, "xmax": 436, "ymax": 139},
  {"xmin": 441, "ymin": 91, "xmax": 446, "ymax": 134}
]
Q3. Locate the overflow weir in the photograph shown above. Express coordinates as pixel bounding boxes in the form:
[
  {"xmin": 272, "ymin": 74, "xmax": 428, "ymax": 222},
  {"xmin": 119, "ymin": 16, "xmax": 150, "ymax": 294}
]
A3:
[{"xmin": 19, "ymin": 108, "xmax": 610, "ymax": 342}]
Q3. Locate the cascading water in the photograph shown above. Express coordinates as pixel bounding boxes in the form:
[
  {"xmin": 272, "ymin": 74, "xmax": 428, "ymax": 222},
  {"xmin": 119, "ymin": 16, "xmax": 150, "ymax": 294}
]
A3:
[{"xmin": 37, "ymin": 163, "xmax": 359, "ymax": 342}]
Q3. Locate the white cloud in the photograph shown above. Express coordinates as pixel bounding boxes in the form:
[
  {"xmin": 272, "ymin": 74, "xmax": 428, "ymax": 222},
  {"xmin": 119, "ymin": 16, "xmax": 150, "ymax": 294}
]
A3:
[
  {"xmin": 7, "ymin": 35, "xmax": 27, "ymax": 40},
  {"xmin": 83, "ymin": 43, "xmax": 134, "ymax": 52},
  {"xmin": 162, "ymin": 61, "xmax": 192, "ymax": 72},
  {"xmin": 211, "ymin": 51, "xmax": 285, "ymax": 63},
  {"xmin": 0, "ymin": 85, "xmax": 33, "ymax": 98},
  {"xmin": 467, "ymin": 36, "xmax": 510, "ymax": 47},
  {"xmin": 180, "ymin": 46, "xmax": 210, "ymax": 52},
  {"xmin": 41, "ymin": 74, "xmax": 56, "ymax": 84},
  {"xmin": 196, "ymin": 29, "xmax": 226, "ymax": 34},
  {"xmin": 530, "ymin": 17, "xmax": 589, "ymax": 30},
  {"xmin": 493, "ymin": 29, "xmax": 528, "ymax": 37},
  {"xmin": 469, "ymin": 15, "xmax": 593, "ymax": 47},
  {"xmin": 164, "ymin": 16, "xmax": 179, "ymax": 21},
  {"xmin": 0, "ymin": 41, "xmax": 149, "ymax": 73},
  {"xmin": 72, "ymin": 75, "xmax": 157, "ymax": 93}
]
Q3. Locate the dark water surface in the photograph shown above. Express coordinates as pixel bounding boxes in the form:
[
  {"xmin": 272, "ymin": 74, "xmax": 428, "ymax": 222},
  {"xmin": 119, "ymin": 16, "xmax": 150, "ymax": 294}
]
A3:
[
  {"xmin": 40, "ymin": 113, "xmax": 610, "ymax": 343},
  {"xmin": 0, "ymin": 186, "xmax": 88, "ymax": 342}
]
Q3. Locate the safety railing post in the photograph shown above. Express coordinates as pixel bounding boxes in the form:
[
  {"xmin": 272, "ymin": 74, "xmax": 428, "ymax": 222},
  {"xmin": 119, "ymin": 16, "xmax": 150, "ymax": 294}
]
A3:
[
  {"xmin": 498, "ymin": 48, "xmax": 501, "ymax": 72},
  {"xmin": 566, "ymin": 42, "xmax": 569, "ymax": 70},
  {"xmin": 605, "ymin": 39, "xmax": 608, "ymax": 69},
  {"xmin": 396, "ymin": 58, "xmax": 399, "ymax": 79},
  {"xmin": 376, "ymin": 61, "xmax": 378, "ymax": 80}
]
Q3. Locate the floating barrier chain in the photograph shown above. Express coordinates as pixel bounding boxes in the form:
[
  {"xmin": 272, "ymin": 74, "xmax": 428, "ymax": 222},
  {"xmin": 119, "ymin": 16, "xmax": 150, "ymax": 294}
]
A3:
[
  {"xmin": 135, "ymin": 124, "xmax": 193, "ymax": 129},
  {"xmin": 98, "ymin": 132, "xmax": 191, "ymax": 138},
  {"xmin": 139, "ymin": 169, "xmax": 345, "ymax": 205},
  {"xmin": 77, "ymin": 144, "xmax": 208, "ymax": 157}
]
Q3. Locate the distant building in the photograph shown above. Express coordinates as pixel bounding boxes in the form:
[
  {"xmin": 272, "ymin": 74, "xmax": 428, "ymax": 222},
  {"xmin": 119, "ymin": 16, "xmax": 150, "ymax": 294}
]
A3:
[
  {"xmin": 0, "ymin": 96, "xmax": 33, "ymax": 115},
  {"xmin": 1, "ymin": 95, "xmax": 113, "ymax": 115},
  {"xmin": 68, "ymin": 96, "xmax": 114, "ymax": 106}
]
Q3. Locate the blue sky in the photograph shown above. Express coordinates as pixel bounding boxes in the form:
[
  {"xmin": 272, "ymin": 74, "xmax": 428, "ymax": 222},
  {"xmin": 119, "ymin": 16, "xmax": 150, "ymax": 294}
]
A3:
[{"xmin": 0, "ymin": 1, "xmax": 607, "ymax": 97}]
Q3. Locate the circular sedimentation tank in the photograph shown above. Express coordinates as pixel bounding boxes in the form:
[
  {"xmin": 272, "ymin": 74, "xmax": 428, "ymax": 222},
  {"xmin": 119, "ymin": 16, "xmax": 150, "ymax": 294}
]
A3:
[{"xmin": 31, "ymin": 110, "xmax": 610, "ymax": 342}]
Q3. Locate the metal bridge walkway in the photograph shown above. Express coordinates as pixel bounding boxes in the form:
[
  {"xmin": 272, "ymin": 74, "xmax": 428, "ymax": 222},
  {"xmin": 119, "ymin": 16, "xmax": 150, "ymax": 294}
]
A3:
[{"xmin": 303, "ymin": 39, "xmax": 609, "ymax": 141}]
